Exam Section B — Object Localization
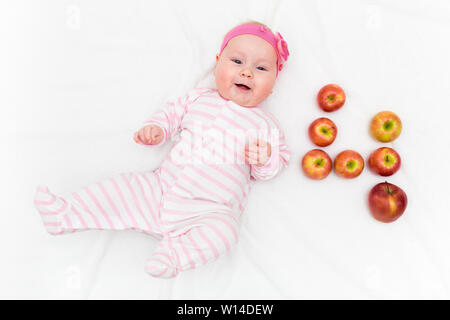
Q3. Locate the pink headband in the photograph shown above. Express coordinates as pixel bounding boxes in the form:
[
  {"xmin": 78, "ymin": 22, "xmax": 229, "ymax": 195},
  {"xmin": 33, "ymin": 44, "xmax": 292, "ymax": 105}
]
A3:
[{"xmin": 219, "ymin": 23, "xmax": 290, "ymax": 75}]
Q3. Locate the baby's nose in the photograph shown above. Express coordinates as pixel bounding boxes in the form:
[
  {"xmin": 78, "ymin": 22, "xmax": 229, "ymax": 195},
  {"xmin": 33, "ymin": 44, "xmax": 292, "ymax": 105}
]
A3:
[{"xmin": 240, "ymin": 68, "xmax": 253, "ymax": 79}]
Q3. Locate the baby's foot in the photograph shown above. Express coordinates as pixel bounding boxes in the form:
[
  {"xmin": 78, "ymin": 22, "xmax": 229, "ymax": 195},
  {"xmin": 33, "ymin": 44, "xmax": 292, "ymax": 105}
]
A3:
[
  {"xmin": 145, "ymin": 253, "xmax": 179, "ymax": 279},
  {"xmin": 34, "ymin": 186, "xmax": 69, "ymax": 235}
]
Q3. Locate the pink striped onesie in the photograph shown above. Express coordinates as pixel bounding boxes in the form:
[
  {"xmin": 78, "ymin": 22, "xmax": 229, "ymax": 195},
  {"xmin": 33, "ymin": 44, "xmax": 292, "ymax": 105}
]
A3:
[{"xmin": 34, "ymin": 88, "xmax": 290, "ymax": 278}]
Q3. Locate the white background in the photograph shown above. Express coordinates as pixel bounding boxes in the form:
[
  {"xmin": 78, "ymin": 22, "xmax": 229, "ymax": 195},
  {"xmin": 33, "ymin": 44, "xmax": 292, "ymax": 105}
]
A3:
[{"xmin": 1, "ymin": 0, "xmax": 450, "ymax": 299}]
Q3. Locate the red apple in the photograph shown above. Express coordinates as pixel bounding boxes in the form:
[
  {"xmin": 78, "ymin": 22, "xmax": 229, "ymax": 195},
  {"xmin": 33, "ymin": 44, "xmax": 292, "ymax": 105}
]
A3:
[
  {"xmin": 368, "ymin": 147, "xmax": 401, "ymax": 176},
  {"xmin": 368, "ymin": 181, "xmax": 408, "ymax": 223},
  {"xmin": 301, "ymin": 149, "xmax": 332, "ymax": 180},
  {"xmin": 317, "ymin": 84, "xmax": 346, "ymax": 112},
  {"xmin": 334, "ymin": 150, "xmax": 364, "ymax": 178},
  {"xmin": 370, "ymin": 111, "xmax": 402, "ymax": 142},
  {"xmin": 308, "ymin": 117, "xmax": 338, "ymax": 147}
]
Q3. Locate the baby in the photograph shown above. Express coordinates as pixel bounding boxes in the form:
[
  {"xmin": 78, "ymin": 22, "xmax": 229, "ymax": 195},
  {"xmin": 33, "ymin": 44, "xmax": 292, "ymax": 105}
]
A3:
[{"xmin": 34, "ymin": 21, "xmax": 291, "ymax": 278}]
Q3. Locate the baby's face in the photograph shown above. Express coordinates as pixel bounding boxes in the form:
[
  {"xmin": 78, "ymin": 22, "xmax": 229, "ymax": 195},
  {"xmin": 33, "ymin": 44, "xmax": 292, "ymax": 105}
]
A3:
[{"xmin": 214, "ymin": 34, "xmax": 278, "ymax": 107}]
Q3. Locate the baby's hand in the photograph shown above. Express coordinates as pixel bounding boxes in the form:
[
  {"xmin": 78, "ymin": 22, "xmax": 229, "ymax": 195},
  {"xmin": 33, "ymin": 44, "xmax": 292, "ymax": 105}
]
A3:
[
  {"xmin": 245, "ymin": 139, "xmax": 272, "ymax": 167},
  {"xmin": 134, "ymin": 124, "xmax": 164, "ymax": 145}
]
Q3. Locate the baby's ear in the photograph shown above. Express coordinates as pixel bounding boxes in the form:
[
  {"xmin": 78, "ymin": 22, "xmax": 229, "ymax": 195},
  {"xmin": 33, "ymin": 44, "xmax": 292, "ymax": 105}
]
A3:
[{"xmin": 213, "ymin": 54, "xmax": 219, "ymax": 77}]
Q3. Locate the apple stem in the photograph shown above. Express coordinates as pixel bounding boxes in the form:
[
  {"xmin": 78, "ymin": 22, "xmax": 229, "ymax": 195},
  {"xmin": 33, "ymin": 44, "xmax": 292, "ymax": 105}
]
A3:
[{"xmin": 385, "ymin": 181, "xmax": 391, "ymax": 194}]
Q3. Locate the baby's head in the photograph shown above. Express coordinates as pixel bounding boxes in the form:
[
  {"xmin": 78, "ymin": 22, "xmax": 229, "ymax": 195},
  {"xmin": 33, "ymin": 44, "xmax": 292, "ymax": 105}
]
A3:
[{"xmin": 214, "ymin": 21, "xmax": 289, "ymax": 107}]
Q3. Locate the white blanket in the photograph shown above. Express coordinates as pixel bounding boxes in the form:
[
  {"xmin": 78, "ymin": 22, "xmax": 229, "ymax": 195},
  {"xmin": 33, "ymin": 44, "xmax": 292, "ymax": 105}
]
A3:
[{"xmin": 2, "ymin": 0, "xmax": 450, "ymax": 299}]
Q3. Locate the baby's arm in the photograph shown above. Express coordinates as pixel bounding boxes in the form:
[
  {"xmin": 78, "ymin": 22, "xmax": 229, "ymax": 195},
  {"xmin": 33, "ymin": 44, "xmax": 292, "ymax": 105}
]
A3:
[{"xmin": 135, "ymin": 89, "xmax": 209, "ymax": 146}]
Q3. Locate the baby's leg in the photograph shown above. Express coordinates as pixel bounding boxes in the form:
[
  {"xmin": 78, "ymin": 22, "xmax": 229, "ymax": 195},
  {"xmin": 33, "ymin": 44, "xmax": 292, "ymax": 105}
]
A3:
[
  {"xmin": 145, "ymin": 213, "xmax": 239, "ymax": 278},
  {"xmin": 34, "ymin": 171, "xmax": 163, "ymax": 236}
]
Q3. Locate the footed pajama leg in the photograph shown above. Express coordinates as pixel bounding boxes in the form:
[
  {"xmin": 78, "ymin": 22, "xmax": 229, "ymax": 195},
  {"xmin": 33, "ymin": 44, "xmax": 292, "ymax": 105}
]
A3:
[
  {"xmin": 145, "ymin": 213, "xmax": 240, "ymax": 278},
  {"xmin": 34, "ymin": 171, "xmax": 163, "ymax": 237}
]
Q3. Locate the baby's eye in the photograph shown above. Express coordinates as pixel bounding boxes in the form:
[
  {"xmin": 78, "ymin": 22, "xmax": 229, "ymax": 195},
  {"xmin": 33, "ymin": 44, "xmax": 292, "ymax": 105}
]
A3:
[
  {"xmin": 257, "ymin": 66, "xmax": 267, "ymax": 71},
  {"xmin": 232, "ymin": 59, "xmax": 242, "ymax": 64}
]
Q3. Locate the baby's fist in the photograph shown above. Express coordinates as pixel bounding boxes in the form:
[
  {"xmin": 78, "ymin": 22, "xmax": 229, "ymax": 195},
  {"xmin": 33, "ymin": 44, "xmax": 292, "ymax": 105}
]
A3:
[
  {"xmin": 245, "ymin": 139, "xmax": 272, "ymax": 167},
  {"xmin": 134, "ymin": 124, "xmax": 164, "ymax": 145}
]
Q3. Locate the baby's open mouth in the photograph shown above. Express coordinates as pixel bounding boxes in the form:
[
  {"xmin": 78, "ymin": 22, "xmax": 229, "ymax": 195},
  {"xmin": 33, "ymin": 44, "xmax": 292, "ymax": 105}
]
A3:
[{"xmin": 235, "ymin": 83, "xmax": 251, "ymax": 91}]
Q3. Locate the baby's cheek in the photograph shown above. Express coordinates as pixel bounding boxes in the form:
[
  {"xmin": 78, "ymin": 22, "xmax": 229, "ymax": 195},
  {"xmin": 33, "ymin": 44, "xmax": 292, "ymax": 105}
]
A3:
[
  {"xmin": 254, "ymin": 84, "xmax": 274, "ymax": 103},
  {"xmin": 215, "ymin": 69, "xmax": 231, "ymax": 93},
  {"xmin": 216, "ymin": 74, "xmax": 227, "ymax": 88}
]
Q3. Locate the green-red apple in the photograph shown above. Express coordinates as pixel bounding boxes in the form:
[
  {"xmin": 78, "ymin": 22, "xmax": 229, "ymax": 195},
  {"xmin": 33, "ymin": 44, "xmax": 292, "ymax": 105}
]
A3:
[
  {"xmin": 308, "ymin": 117, "xmax": 338, "ymax": 147},
  {"xmin": 317, "ymin": 84, "xmax": 346, "ymax": 112},
  {"xmin": 334, "ymin": 150, "xmax": 364, "ymax": 179},
  {"xmin": 301, "ymin": 149, "xmax": 332, "ymax": 180},
  {"xmin": 368, "ymin": 147, "xmax": 401, "ymax": 176},
  {"xmin": 370, "ymin": 111, "xmax": 402, "ymax": 142},
  {"xmin": 368, "ymin": 181, "xmax": 408, "ymax": 223}
]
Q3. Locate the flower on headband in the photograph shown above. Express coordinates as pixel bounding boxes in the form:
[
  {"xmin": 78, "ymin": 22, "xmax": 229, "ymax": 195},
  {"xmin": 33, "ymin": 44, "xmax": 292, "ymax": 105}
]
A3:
[
  {"xmin": 274, "ymin": 32, "xmax": 289, "ymax": 62},
  {"xmin": 259, "ymin": 25, "xmax": 268, "ymax": 33}
]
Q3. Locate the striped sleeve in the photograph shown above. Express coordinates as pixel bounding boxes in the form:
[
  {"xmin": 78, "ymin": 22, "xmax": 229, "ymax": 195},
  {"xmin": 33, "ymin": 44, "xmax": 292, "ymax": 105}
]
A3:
[{"xmin": 139, "ymin": 88, "xmax": 211, "ymax": 145}]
